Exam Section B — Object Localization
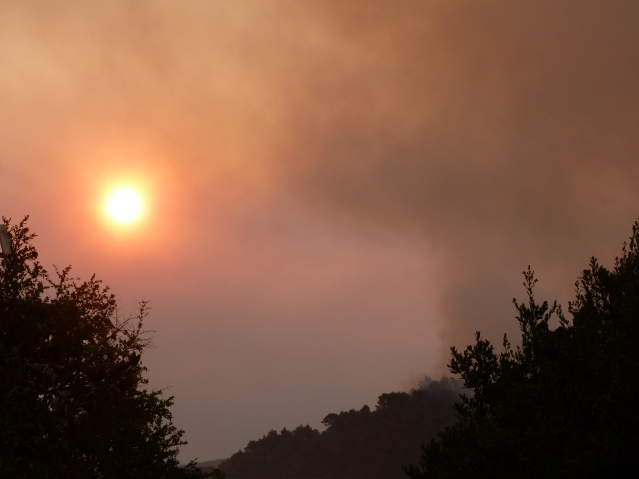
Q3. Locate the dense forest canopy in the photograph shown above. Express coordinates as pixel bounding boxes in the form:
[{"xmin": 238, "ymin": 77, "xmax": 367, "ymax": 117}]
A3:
[
  {"xmin": 218, "ymin": 377, "xmax": 463, "ymax": 479},
  {"xmin": 405, "ymin": 221, "xmax": 639, "ymax": 478}
]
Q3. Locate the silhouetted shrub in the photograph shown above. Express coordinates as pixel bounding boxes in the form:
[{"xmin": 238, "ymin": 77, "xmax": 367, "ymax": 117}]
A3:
[
  {"xmin": 405, "ymin": 221, "xmax": 639, "ymax": 478},
  {"xmin": 0, "ymin": 217, "xmax": 206, "ymax": 478}
]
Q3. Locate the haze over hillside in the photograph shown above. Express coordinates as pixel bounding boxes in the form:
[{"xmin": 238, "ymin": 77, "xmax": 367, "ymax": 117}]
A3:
[
  {"xmin": 1, "ymin": 1, "xmax": 638, "ymax": 461},
  {"xmin": 212, "ymin": 377, "xmax": 464, "ymax": 479}
]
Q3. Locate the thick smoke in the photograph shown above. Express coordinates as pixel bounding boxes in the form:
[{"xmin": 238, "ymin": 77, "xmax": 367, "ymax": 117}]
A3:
[
  {"xmin": 274, "ymin": 1, "xmax": 639, "ymax": 351},
  {"xmin": 1, "ymin": 0, "xmax": 638, "ymax": 460}
]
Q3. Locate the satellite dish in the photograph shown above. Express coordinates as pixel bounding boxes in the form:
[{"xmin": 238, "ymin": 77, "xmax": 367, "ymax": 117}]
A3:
[{"xmin": 0, "ymin": 225, "xmax": 11, "ymax": 255}]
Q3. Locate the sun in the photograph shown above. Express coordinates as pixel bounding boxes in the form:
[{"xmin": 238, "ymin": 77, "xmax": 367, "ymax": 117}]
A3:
[{"xmin": 107, "ymin": 188, "xmax": 143, "ymax": 223}]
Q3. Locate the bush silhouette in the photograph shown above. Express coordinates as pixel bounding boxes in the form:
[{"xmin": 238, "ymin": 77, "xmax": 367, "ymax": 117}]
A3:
[
  {"xmin": 0, "ymin": 217, "xmax": 207, "ymax": 478},
  {"xmin": 405, "ymin": 221, "xmax": 639, "ymax": 478}
]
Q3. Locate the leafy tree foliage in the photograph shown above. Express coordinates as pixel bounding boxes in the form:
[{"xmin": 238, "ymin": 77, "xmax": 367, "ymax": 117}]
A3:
[
  {"xmin": 219, "ymin": 378, "xmax": 462, "ymax": 479},
  {"xmin": 0, "ymin": 218, "xmax": 207, "ymax": 478},
  {"xmin": 405, "ymin": 221, "xmax": 639, "ymax": 478}
]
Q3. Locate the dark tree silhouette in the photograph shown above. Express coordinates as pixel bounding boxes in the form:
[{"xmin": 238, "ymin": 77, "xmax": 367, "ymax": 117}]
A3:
[
  {"xmin": 0, "ymin": 217, "xmax": 207, "ymax": 478},
  {"xmin": 404, "ymin": 221, "xmax": 639, "ymax": 478}
]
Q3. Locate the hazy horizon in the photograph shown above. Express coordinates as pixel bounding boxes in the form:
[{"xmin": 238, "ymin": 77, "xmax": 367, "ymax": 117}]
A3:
[{"xmin": 1, "ymin": 1, "xmax": 638, "ymax": 461}]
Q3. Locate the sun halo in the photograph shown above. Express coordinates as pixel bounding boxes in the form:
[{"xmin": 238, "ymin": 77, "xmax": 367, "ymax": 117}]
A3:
[{"xmin": 107, "ymin": 188, "xmax": 143, "ymax": 224}]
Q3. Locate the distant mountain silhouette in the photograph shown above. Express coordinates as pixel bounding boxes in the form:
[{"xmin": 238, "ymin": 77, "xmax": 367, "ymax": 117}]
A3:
[
  {"xmin": 218, "ymin": 377, "xmax": 463, "ymax": 479},
  {"xmin": 196, "ymin": 459, "xmax": 224, "ymax": 475}
]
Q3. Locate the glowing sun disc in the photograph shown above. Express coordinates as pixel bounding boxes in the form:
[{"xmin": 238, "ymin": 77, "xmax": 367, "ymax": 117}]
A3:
[{"xmin": 107, "ymin": 189, "xmax": 142, "ymax": 223}]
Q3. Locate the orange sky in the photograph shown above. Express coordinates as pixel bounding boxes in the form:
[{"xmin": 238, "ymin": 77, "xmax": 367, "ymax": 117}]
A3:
[{"xmin": 1, "ymin": 1, "xmax": 639, "ymax": 461}]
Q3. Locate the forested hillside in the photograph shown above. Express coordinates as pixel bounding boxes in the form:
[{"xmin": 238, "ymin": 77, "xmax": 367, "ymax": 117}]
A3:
[{"xmin": 218, "ymin": 378, "xmax": 462, "ymax": 479}]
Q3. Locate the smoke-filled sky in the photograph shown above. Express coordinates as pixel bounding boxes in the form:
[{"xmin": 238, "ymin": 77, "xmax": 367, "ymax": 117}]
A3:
[{"xmin": 1, "ymin": 1, "xmax": 638, "ymax": 461}]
